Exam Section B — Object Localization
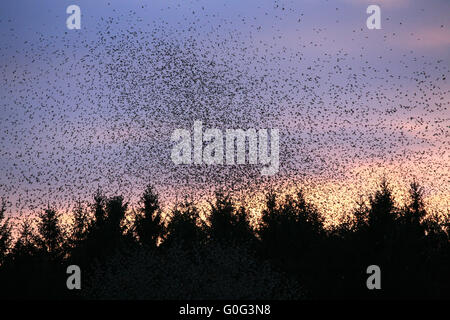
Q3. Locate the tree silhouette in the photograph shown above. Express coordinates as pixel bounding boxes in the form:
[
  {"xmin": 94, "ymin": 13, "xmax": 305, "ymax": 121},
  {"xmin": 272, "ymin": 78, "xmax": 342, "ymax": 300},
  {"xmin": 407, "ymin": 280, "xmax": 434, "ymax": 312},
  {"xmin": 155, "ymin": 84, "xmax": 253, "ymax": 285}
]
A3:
[
  {"xmin": 233, "ymin": 206, "xmax": 257, "ymax": 245},
  {"xmin": 256, "ymin": 189, "xmax": 328, "ymax": 298},
  {"xmin": 258, "ymin": 191, "xmax": 280, "ymax": 257},
  {"xmin": 163, "ymin": 199, "xmax": 205, "ymax": 248},
  {"xmin": 208, "ymin": 192, "xmax": 236, "ymax": 242},
  {"xmin": 37, "ymin": 206, "xmax": 64, "ymax": 260},
  {"xmin": 104, "ymin": 196, "xmax": 128, "ymax": 241},
  {"xmin": 134, "ymin": 185, "xmax": 164, "ymax": 248},
  {"xmin": 70, "ymin": 200, "xmax": 90, "ymax": 246},
  {"xmin": 258, "ymin": 189, "xmax": 324, "ymax": 259},
  {"xmin": 91, "ymin": 188, "xmax": 107, "ymax": 231},
  {"xmin": 12, "ymin": 218, "xmax": 39, "ymax": 260},
  {"xmin": 367, "ymin": 179, "xmax": 398, "ymax": 240},
  {"xmin": 0, "ymin": 178, "xmax": 449, "ymax": 299},
  {"xmin": 403, "ymin": 181, "xmax": 427, "ymax": 227},
  {"xmin": 294, "ymin": 189, "xmax": 324, "ymax": 240},
  {"xmin": 78, "ymin": 192, "xmax": 128, "ymax": 266},
  {"xmin": 0, "ymin": 200, "xmax": 11, "ymax": 266},
  {"xmin": 207, "ymin": 192, "xmax": 255, "ymax": 245},
  {"xmin": 353, "ymin": 195, "xmax": 369, "ymax": 232}
]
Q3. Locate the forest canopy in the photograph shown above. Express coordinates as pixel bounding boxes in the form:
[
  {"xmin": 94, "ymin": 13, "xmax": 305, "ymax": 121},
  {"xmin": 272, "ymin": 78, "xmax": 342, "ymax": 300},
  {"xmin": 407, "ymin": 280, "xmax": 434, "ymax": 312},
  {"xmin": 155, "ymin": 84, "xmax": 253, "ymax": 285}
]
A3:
[{"xmin": 0, "ymin": 179, "xmax": 449, "ymax": 299}]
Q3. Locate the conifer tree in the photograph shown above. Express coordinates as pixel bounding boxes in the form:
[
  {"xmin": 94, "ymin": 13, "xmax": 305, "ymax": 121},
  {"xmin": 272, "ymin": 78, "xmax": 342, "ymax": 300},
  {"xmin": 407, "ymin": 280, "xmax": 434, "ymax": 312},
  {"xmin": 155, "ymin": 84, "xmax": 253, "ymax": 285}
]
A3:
[
  {"xmin": 134, "ymin": 185, "xmax": 164, "ymax": 248},
  {"xmin": 0, "ymin": 200, "xmax": 11, "ymax": 265},
  {"xmin": 37, "ymin": 206, "xmax": 63, "ymax": 258}
]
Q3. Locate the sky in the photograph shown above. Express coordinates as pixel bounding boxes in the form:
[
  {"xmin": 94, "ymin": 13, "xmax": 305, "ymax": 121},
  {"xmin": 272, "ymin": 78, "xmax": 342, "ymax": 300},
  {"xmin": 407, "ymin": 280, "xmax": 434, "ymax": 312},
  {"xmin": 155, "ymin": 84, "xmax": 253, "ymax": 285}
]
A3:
[{"xmin": 0, "ymin": 0, "xmax": 449, "ymax": 225}]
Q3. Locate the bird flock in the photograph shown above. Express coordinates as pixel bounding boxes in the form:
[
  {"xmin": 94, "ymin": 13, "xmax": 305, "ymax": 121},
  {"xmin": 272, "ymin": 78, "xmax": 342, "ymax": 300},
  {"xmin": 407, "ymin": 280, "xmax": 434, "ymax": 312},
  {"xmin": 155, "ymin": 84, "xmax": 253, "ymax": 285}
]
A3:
[{"xmin": 0, "ymin": 0, "xmax": 448, "ymax": 226}]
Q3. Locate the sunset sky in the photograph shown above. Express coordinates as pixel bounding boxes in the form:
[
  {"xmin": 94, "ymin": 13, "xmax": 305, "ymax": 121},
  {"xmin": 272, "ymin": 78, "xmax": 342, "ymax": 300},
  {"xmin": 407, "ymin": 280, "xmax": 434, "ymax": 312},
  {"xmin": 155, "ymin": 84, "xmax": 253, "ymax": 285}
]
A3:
[{"xmin": 0, "ymin": 0, "xmax": 448, "ymax": 225}]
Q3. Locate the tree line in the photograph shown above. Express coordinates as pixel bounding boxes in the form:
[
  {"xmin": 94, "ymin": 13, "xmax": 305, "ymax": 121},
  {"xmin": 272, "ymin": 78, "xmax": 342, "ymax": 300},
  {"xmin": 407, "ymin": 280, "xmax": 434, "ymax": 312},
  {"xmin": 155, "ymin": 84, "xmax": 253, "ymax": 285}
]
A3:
[{"xmin": 0, "ymin": 179, "xmax": 449, "ymax": 299}]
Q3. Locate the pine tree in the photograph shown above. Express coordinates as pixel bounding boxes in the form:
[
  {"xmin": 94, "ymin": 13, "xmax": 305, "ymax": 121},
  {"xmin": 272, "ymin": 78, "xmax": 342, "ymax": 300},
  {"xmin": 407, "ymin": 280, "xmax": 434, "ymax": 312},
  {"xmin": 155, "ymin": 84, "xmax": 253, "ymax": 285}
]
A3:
[
  {"xmin": 258, "ymin": 191, "xmax": 279, "ymax": 256},
  {"xmin": 294, "ymin": 189, "xmax": 324, "ymax": 236},
  {"xmin": 353, "ymin": 195, "xmax": 369, "ymax": 231},
  {"xmin": 0, "ymin": 200, "xmax": 11, "ymax": 265},
  {"xmin": 134, "ymin": 185, "xmax": 164, "ymax": 248},
  {"xmin": 37, "ymin": 206, "xmax": 63, "ymax": 258},
  {"xmin": 71, "ymin": 200, "xmax": 89, "ymax": 245},
  {"xmin": 91, "ymin": 188, "xmax": 106, "ymax": 230},
  {"xmin": 208, "ymin": 192, "xmax": 256, "ymax": 244},
  {"xmin": 13, "ymin": 218, "xmax": 38, "ymax": 259},
  {"xmin": 164, "ymin": 200, "xmax": 205, "ymax": 248},
  {"xmin": 367, "ymin": 178, "xmax": 397, "ymax": 235},
  {"xmin": 405, "ymin": 180, "xmax": 426, "ymax": 225},
  {"xmin": 105, "ymin": 195, "xmax": 128, "ymax": 240},
  {"xmin": 234, "ymin": 206, "xmax": 256, "ymax": 244},
  {"xmin": 208, "ymin": 192, "xmax": 235, "ymax": 242}
]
